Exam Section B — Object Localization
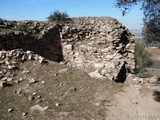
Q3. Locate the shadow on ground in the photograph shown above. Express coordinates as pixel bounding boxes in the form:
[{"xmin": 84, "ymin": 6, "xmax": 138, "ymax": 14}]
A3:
[
  {"xmin": 153, "ymin": 90, "xmax": 160, "ymax": 103},
  {"xmin": 152, "ymin": 77, "xmax": 160, "ymax": 102},
  {"xmin": 157, "ymin": 77, "xmax": 160, "ymax": 83}
]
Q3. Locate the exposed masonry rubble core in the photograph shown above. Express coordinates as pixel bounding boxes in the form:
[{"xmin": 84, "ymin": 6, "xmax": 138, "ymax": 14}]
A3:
[
  {"xmin": 0, "ymin": 17, "xmax": 135, "ymax": 82},
  {"xmin": 61, "ymin": 17, "xmax": 135, "ymax": 82}
]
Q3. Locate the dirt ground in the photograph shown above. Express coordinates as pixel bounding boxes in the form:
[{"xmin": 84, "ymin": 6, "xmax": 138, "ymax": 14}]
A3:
[
  {"xmin": 106, "ymin": 84, "xmax": 160, "ymax": 120},
  {"xmin": 105, "ymin": 47, "xmax": 160, "ymax": 120}
]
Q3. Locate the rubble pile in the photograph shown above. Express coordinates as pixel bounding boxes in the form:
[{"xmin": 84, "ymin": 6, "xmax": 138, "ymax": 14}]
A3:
[{"xmin": 0, "ymin": 49, "xmax": 47, "ymax": 87}]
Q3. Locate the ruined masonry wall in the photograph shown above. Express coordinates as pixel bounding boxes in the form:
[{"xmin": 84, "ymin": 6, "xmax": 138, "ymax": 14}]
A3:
[
  {"xmin": 0, "ymin": 17, "xmax": 135, "ymax": 82},
  {"xmin": 0, "ymin": 19, "xmax": 63, "ymax": 61},
  {"xmin": 61, "ymin": 17, "xmax": 135, "ymax": 81}
]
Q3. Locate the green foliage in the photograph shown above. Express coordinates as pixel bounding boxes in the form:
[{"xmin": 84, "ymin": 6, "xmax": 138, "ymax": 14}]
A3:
[
  {"xmin": 47, "ymin": 10, "xmax": 69, "ymax": 23},
  {"xmin": 142, "ymin": 0, "xmax": 160, "ymax": 43},
  {"xmin": 134, "ymin": 42, "xmax": 153, "ymax": 74},
  {"xmin": 114, "ymin": 0, "xmax": 141, "ymax": 16},
  {"xmin": 114, "ymin": 0, "xmax": 160, "ymax": 43}
]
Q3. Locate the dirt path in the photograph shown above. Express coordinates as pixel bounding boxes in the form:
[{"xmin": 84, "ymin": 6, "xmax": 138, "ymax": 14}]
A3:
[{"xmin": 105, "ymin": 84, "xmax": 160, "ymax": 120}]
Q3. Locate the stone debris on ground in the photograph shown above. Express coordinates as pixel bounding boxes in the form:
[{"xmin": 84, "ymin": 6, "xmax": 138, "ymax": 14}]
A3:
[
  {"xmin": 88, "ymin": 70, "xmax": 107, "ymax": 80},
  {"xmin": 55, "ymin": 103, "xmax": 61, "ymax": 107},
  {"xmin": 0, "ymin": 49, "xmax": 48, "ymax": 63},
  {"xmin": 0, "ymin": 49, "xmax": 48, "ymax": 88},
  {"xmin": 28, "ymin": 96, "xmax": 34, "ymax": 101},
  {"xmin": 8, "ymin": 108, "xmax": 14, "ymax": 113},
  {"xmin": 22, "ymin": 112, "xmax": 27, "ymax": 116},
  {"xmin": 58, "ymin": 68, "xmax": 68, "ymax": 73},
  {"xmin": 0, "ymin": 80, "xmax": 6, "ymax": 87},
  {"xmin": 125, "ymin": 73, "xmax": 158, "ymax": 85},
  {"xmin": 30, "ymin": 105, "xmax": 49, "ymax": 112},
  {"xmin": 35, "ymin": 99, "xmax": 42, "ymax": 104}
]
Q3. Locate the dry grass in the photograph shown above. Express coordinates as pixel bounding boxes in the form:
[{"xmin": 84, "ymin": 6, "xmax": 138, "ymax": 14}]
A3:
[{"xmin": 0, "ymin": 60, "xmax": 123, "ymax": 120}]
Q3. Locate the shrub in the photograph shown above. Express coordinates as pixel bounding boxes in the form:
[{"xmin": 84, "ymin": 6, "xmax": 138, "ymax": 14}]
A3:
[
  {"xmin": 47, "ymin": 10, "xmax": 69, "ymax": 23},
  {"xmin": 134, "ymin": 42, "xmax": 153, "ymax": 74}
]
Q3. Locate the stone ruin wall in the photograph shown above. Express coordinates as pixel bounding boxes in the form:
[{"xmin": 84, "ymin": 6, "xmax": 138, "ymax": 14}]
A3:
[
  {"xmin": 0, "ymin": 17, "xmax": 135, "ymax": 82},
  {"xmin": 0, "ymin": 19, "xmax": 63, "ymax": 61},
  {"xmin": 61, "ymin": 17, "xmax": 135, "ymax": 82}
]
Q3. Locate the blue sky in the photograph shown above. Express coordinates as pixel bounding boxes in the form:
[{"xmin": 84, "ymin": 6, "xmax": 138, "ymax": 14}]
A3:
[{"xmin": 0, "ymin": 0, "xmax": 143, "ymax": 30}]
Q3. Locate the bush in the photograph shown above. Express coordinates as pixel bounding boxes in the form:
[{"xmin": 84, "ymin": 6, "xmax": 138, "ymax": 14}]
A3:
[
  {"xmin": 47, "ymin": 10, "xmax": 69, "ymax": 23},
  {"xmin": 134, "ymin": 42, "xmax": 153, "ymax": 74}
]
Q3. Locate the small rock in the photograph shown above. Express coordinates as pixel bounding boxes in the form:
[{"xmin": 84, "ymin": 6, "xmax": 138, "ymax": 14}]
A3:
[
  {"xmin": 100, "ymin": 69, "xmax": 107, "ymax": 76},
  {"xmin": 19, "ymin": 78, "xmax": 24, "ymax": 81},
  {"xmin": 8, "ymin": 65, "xmax": 16, "ymax": 70},
  {"xmin": 100, "ymin": 32, "xmax": 106, "ymax": 36},
  {"xmin": 55, "ymin": 103, "xmax": 60, "ymax": 107},
  {"xmin": 35, "ymin": 99, "xmax": 42, "ymax": 104},
  {"xmin": 60, "ymin": 83, "xmax": 65, "ymax": 86},
  {"xmin": 5, "ymin": 61, "xmax": 10, "ymax": 65},
  {"xmin": 16, "ymin": 88, "xmax": 22, "ymax": 94},
  {"xmin": 54, "ymin": 73, "xmax": 58, "ymax": 76},
  {"xmin": 149, "ymin": 76, "xmax": 157, "ymax": 83},
  {"xmin": 88, "ymin": 70, "xmax": 106, "ymax": 80},
  {"xmin": 28, "ymin": 54, "xmax": 32, "ymax": 60},
  {"xmin": 8, "ymin": 108, "xmax": 13, "ymax": 113},
  {"xmin": 94, "ymin": 63, "xmax": 104, "ymax": 69},
  {"xmin": 37, "ymin": 95, "xmax": 41, "ymax": 98},
  {"xmin": 1, "ymin": 77, "xmax": 8, "ymax": 81},
  {"xmin": 22, "ymin": 112, "xmax": 27, "ymax": 116},
  {"xmin": 28, "ymin": 96, "xmax": 34, "ymax": 101},
  {"xmin": 22, "ymin": 70, "xmax": 30, "ymax": 74},
  {"xmin": 58, "ymin": 68, "xmax": 68, "ymax": 73},
  {"xmin": 0, "ymin": 61, "xmax": 4, "ymax": 64},
  {"xmin": 7, "ymin": 77, "xmax": 13, "ymax": 82},
  {"xmin": 11, "ymin": 61, "xmax": 17, "ymax": 64},
  {"xmin": 38, "ymin": 56, "xmax": 47, "ymax": 63},
  {"xmin": 30, "ymin": 105, "xmax": 49, "ymax": 111},
  {"xmin": 14, "ymin": 80, "xmax": 19, "ymax": 84},
  {"xmin": 32, "ymin": 92, "xmax": 36, "ymax": 95},
  {"xmin": 34, "ymin": 54, "xmax": 39, "ymax": 61},
  {"xmin": 41, "ymin": 81, "xmax": 45, "ymax": 84},
  {"xmin": 130, "ymin": 99, "xmax": 138, "ymax": 104},
  {"xmin": 65, "ymin": 44, "xmax": 72, "ymax": 50},
  {"xmin": 69, "ymin": 87, "xmax": 77, "ymax": 92},
  {"xmin": 0, "ymin": 71, "xmax": 3, "ymax": 74},
  {"xmin": 22, "ymin": 54, "xmax": 27, "ymax": 61},
  {"xmin": 3, "ymin": 69, "xmax": 7, "ymax": 74},
  {"xmin": 29, "ymin": 78, "xmax": 36, "ymax": 83},
  {"xmin": 0, "ymin": 80, "xmax": 6, "ymax": 87},
  {"xmin": 5, "ymin": 72, "xmax": 11, "ymax": 76},
  {"xmin": 60, "ymin": 61, "xmax": 67, "ymax": 65},
  {"xmin": 26, "ymin": 50, "xmax": 32, "ymax": 54},
  {"xmin": 39, "ymin": 59, "xmax": 44, "ymax": 64}
]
